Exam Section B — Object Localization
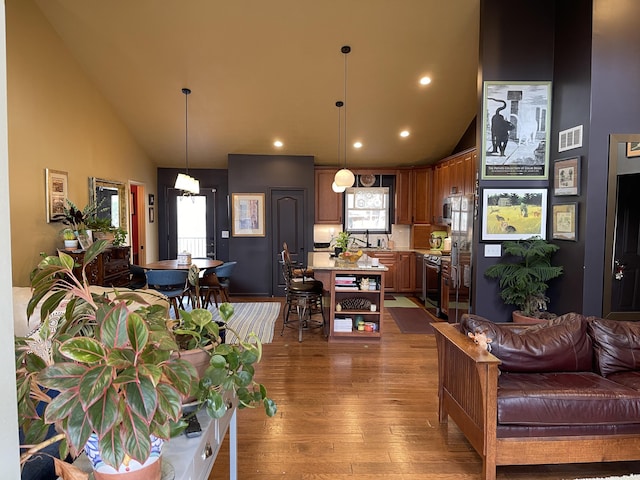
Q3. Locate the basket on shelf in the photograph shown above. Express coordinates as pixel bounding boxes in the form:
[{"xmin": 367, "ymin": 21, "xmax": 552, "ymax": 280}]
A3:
[{"xmin": 339, "ymin": 297, "xmax": 372, "ymax": 311}]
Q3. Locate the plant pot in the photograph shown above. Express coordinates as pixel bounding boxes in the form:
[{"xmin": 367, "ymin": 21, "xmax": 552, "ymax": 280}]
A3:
[
  {"xmin": 63, "ymin": 239, "xmax": 79, "ymax": 250},
  {"xmin": 174, "ymin": 344, "xmax": 214, "ymax": 403},
  {"xmin": 85, "ymin": 434, "xmax": 163, "ymax": 480},
  {"xmin": 511, "ymin": 310, "xmax": 555, "ymax": 324}
]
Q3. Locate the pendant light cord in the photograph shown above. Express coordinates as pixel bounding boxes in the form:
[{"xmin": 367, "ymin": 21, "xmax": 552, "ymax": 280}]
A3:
[
  {"xmin": 342, "ymin": 46, "xmax": 349, "ymax": 170},
  {"xmin": 183, "ymin": 87, "xmax": 191, "ymax": 175}
]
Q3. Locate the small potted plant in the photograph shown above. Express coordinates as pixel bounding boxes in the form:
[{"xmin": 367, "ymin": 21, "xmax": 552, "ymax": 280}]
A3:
[
  {"xmin": 16, "ymin": 241, "xmax": 276, "ymax": 478},
  {"xmin": 484, "ymin": 236, "xmax": 563, "ymax": 322},
  {"xmin": 332, "ymin": 231, "xmax": 351, "ymax": 255},
  {"xmin": 61, "ymin": 228, "xmax": 78, "ymax": 250}
]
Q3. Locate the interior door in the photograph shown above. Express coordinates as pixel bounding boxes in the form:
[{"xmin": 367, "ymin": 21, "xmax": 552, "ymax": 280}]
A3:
[
  {"xmin": 609, "ymin": 173, "xmax": 640, "ymax": 314},
  {"xmin": 166, "ymin": 188, "xmax": 217, "ymax": 259},
  {"xmin": 271, "ymin": 189, "xmax": 306, "ymax": 296}
]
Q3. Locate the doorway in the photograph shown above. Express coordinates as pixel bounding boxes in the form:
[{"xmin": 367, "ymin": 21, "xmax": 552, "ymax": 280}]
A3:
[
  {"xmin": 604, "ymin": 134, "xmax": 640, "ymax": 319},
  {"xmin": 271, "ymin": 189, "xmax": 307, "ymax": 296},
  {"xmin": 129, "ymin": 183, "xmax": 146, "ymax": 266},
  {"xmin": 166, "ymin": 188, "xmax": 217, "ymax": 259}
]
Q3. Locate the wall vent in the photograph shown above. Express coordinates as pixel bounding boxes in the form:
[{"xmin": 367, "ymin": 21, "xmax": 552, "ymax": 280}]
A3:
[{"xmin": 559, "ymin": 125, "xmax": 583, "ymax": 152}]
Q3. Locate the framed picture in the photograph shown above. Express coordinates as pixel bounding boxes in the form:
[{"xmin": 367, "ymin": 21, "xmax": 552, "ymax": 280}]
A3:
[
  {"xmin": 77, "ymin": 232, "xmax": 93, "ymax": 250},
  {"xmin": 552, "ymin": 203, "xmax": 577, "ymax": 241},
  {"xmin": 627, "ymin": 142, "xmax": 640, "ymax": 157},
  {"xmin": 46, "ymin": 168, "xmax": 68, "ymax": 223},
  {"xmin": 149, "ymin": 207, "xmax": 154, "ymax": 223},
  {"xmin": 481, "ymin": 188, "xmax": 548, "ymax": 241},
  {"xmin": 553, "ymin": 156, "xmax": 580, "ymax": 196},
  {"xmin": 148, "ymin": 194, "xmax": 155, "ymax": 206},
  {"xmin": 232, "ymin": 193, "xmax": 265, "ymax": 237},
  {"xmin": 481, "ymin": 81, "xmax": 552, "ymax": 180}
]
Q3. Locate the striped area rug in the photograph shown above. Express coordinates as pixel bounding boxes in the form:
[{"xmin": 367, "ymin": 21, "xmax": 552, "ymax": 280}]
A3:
[{"xmin": 209, "ymin": 302, "xmax": 280, "ymax": 344}]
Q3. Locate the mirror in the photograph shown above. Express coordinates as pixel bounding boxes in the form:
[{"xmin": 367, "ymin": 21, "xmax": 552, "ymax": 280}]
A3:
[
  {"xmin": 89, "ymin": 177, "xmax": 128, "ymax": 231},
  {"xmin": 603, "ymin": 134, "xmax": 640, "ymax": 319}
]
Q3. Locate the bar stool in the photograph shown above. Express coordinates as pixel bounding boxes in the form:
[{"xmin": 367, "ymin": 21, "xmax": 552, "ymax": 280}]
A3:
[{"xmin": 281, "ymin": 256, "xmax": 325, "ymax": 342}]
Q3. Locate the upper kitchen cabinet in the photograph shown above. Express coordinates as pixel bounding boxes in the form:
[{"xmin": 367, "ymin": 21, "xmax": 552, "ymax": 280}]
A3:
[
  {"xmin": 412, "ymin": 166, "xmax": 433, "ymax": 224},
  {"xmin": 315, "ymin": 168, "xmax": 343, "ymax": 224},
  {"xmin": 432, "ymin": 148, "xmax": 476, "ymax": 224},
  {"xmin": 395, "ymin": 168, "xmax": 412, "ymax": 225}
]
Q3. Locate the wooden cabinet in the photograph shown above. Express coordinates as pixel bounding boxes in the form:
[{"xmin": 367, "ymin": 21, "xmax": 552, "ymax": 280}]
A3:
[
  {"xmin": 396, "ymin": 251, "xmax": 415, "ymax": 292},
  {"xmin": 395, "ymin": 168, "xmax": 412, "ymax": 224},
  {"xmin": 67, "ymin": 247, "xmax": 131, "ymax": 287},
  {"xmin": 412, "ymin": 167, "xmax": 432, "ymax": 224},
  {"xmin": 432, "ymin": 148, "xmax": 476, "ymax": 225},
  {"xmin": 314, "ymin": 168, "xmax": 343, "ymax": 224},
  {"xmin": 368, "ymin": 251, "xmax": 396, "ymax": 291}
]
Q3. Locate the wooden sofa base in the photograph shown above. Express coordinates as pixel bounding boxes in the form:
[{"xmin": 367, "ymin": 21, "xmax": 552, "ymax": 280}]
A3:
[{"xmin": 434, "ymin": 322, "xmax": 640, "ymax": 480}]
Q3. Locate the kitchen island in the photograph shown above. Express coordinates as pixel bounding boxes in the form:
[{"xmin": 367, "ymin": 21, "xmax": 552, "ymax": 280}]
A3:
[{"xmin": 308, "ymin": 252, "xmax": 388, "ymax": 342}]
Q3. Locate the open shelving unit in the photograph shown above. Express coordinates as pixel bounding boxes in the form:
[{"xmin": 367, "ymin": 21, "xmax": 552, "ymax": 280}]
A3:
[{"xmin": 315, "ymin": 267, "xmax": 385, "ymax": 342}]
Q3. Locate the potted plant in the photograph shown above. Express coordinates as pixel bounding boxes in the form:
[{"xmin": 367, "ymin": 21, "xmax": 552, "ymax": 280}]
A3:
[
  {"xmin": 16, "ymin": 241, "xmax": 276, "ymax": 478},
  {"xmin": 332, "ymin": 231, "xmax": 351, "ymax": 255},
  {"xmin": 61, "ymin": 228, "xmax": 78, "ymax": 250},
  {"xmin": 60, "ymin": 199, "xmax": 103, "ymax": 234},
  {"xmin": 484, "ymin": 236, "xmax": 563, "ymax": 322}
]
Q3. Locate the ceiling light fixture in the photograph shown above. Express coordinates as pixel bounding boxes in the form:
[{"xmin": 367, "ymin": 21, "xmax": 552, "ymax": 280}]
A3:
[
  {"xmin": 400, "ymin": 130, "xmax": 410, "ymax": 137},
  {"xmin": 274, "ymin": 140, "xmax": 283, "ymax": 148},
  {"xmin": 353, "ymin": 141, "xmax": 363, "ymax": 149},
  {"xmin": 333, "ymin": 45, "xmax": 355, "ymax": 189},
  {"xmin": 174, "ymin": 88, "xmax": 200, "ymax": 195},
  {"xmin": 419, "ymin": 76, "xmax": 432, "ymax": 85},
  {"xmin": 332, "ymin": 101, "xmax": 346, "ymax": 193}
]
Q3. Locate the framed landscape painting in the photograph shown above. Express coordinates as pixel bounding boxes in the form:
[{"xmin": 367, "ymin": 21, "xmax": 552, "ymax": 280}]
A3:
[
  {"xmin": 481, "ymin": 81, "xmax": 552, "ymax": 180},
  {"xmin": 481, "ymin": 188, "xmax": 548, "ymax": 241}
]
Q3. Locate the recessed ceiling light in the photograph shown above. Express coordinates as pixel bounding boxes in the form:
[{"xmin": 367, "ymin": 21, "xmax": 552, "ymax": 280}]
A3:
[
  {"xmin": 353, "ymin": 141, "xmax": 363, "ymax": 149},
  {"xmin": 419, "ymin": 76, "xmax": 432, "ymax": 86},
  {"xmin": 400, "ymin": 130, "xmax": 410, "ymax": 138},
  {"xmin": 273, "ymin": 140, "xmax": 283, "ymax": 148}
]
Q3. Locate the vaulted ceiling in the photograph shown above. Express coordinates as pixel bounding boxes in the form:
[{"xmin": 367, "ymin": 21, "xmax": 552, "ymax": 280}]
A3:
[{"xmin": 34, "ymin": 0, "xmax": 479, "ymax": 170}]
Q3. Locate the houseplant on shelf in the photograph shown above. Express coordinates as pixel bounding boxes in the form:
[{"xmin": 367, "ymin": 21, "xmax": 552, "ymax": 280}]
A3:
[
  {"xmin": 16, "ymin": 241, "xmax": 276, "ymax": 478},
  {"xmin": 484, "ymin": 236, "xmax": 563, "ymax": 322},
  {"xmin": 61, "ymin": 228, "xmax": 78, "ymax": 250}
]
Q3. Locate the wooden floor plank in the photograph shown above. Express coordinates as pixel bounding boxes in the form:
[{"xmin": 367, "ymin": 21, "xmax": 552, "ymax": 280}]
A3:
[{"xmin": 207, "ymin": 296, "xmax": 640, "ymax": 479}]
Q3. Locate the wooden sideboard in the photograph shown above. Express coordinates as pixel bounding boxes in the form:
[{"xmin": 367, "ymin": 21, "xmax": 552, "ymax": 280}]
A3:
[{"xmin": 66, "ymin": 246, "xmax": 131, "ymax": 287}]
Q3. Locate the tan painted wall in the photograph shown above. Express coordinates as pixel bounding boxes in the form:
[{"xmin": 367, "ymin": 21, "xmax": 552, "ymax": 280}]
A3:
[{"xmin": 6, "ymin": 0, "xmax": 159, "ymax": 286}]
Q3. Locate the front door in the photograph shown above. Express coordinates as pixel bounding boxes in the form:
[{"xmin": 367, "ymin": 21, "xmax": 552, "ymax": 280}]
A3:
[
  {"xmin": 609, "ymin": 172, "xmax": 640, "ymax": 315},
  {"xmin": 167, "ymin": 188, "xmax": 217, "ymax": 259},
  {"xmin": 271, "ymin": 189, "xmax": 307, "ymax": 296}
]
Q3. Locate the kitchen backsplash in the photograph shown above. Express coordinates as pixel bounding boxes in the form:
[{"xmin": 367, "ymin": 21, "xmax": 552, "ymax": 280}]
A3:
[{"xmin": 313, "ymin": 224, "xmax": 411, "ymax": 248}]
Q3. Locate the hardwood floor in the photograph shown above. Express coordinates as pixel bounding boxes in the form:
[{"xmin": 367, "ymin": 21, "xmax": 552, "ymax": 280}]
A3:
[{"xmin": 209, "ymin": 297, "xmax": 640, "ymax": 479}]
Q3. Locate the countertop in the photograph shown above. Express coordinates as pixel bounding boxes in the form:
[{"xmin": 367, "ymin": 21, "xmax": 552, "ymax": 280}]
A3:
[{"xmin": 308, "ymin": 252, "xmax": 389, "ymax": 271}]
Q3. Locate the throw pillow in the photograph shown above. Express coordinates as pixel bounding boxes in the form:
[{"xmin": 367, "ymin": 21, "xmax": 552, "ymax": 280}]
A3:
[
  {"xmin": 588, "ymin": 316, "xmax": 640, "ymax": 376},
  {"xmin": 460, "ymin": 312, "xmax": 592, "ymax": 373}
]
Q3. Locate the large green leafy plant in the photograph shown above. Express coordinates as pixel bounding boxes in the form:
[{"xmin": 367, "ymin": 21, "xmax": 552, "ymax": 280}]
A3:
[
  {"xmin": 16, "ymin": 241, "xmax": 276, "ymax": 472},
  {"xmin": 484, "ymin": 236, "xmax": 563, "ymax": 318}
]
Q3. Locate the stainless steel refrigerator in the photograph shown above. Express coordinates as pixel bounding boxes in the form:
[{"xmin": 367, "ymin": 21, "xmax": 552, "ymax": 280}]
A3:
[{"xmin": 447, "ymin": 194, "xmax": 474, "ymax": 323}]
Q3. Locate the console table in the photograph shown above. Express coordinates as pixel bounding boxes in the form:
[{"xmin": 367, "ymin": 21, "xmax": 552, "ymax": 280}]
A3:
[{"xmin": 64, "ymin": 404, "xmax": 237, "ymax": 480}]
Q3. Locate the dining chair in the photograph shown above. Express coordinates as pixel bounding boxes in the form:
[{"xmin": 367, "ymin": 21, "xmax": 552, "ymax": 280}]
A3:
[
  {"xmin": 129, "ymin": 264, "xmax": 147, "ymax": 290},
  {"xmin": 201, "ymin": 261, "xmax": 237, "ymax": 308},
  {"xmin": 281, "ymin": 255, "xmax": 325, "ymax": 342},
  {"xmin": 145, "ymin": 269, "xmax": 189, "ymax": 318}
]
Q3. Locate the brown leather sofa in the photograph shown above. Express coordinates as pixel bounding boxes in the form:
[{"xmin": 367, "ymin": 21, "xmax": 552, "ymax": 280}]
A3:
[{"xmin": 433, "ymin": 312, "xmax": 640, "ymax": 480}]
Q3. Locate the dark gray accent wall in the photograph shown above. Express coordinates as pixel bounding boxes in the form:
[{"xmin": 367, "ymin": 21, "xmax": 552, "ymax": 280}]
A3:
[{"xmin": 228, "ymin": 154, "xmax": 315, "ymax": 296}]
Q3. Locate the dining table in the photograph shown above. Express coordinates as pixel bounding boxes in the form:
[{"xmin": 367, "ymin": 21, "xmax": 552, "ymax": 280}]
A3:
[{"xmin": 142, "ymin": 258, "xmax": 223, "ymax": 270}]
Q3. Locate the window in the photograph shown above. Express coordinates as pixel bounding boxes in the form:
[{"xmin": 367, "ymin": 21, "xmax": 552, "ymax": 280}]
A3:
[{"xmin": 344, "ymin": 187, "xmax": 391, "ymax": 234}]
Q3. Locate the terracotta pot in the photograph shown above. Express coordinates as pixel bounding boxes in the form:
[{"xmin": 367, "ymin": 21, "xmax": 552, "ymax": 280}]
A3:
[
  {"xmin": 511, "ymin": 310, "xmax": 555, "ymax": 324},
  {"xmin": 174, "ymin": 344, "xmax": 214, "ymax": 403}
]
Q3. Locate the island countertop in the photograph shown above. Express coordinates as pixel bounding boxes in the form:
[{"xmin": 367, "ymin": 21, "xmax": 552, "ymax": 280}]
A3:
[{"xmin": 307, "ymin": 252, "xmax": 389, "ymax": 271}]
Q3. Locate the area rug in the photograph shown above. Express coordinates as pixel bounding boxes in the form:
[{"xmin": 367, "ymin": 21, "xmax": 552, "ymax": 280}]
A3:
[
  {"xmin": 572, "ymin": 476, "xmax": 640, "ymax": 480},
  {"xmin": 387, "ymin": 306, "xmax": 435, "ymax": 334},
  {"xmin": 384, "ymin": 295, "xmax": 420, "ymax": 308},
  {"xmin": 209, "ymin": 302, "xmax": 280, "ymax": 344}
]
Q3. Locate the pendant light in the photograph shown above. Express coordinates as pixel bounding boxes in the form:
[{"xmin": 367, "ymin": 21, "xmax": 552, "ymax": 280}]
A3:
[
  {"xmin": 174, "ymin": 87, "xmax": 200, "ymax": 195},
  {"xmin": 333, "ymin": 45, "xmax": 355, "ymax": 188},
  {"xmin": 332, "ymin": 101, "xmax": 346, "ymax": 193}
]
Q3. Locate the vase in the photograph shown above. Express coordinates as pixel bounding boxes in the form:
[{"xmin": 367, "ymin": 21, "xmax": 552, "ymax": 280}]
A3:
[{"xmin": 84, "ymin": 434, "xmax": 163, "ymax": 480}]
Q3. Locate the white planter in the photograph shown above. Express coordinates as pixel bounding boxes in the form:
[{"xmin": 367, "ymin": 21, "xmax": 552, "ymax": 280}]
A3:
[{"xmin": 63, "ymin": 239, "xmax": 79, "ymax": 250}]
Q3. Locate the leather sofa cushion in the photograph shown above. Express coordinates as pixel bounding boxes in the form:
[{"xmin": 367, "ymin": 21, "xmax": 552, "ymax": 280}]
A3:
[
  {"xmin": 460, "ymin": 313, "xmax": 592, "ymax": 373},
  {"xmin": 588, "ymin": 317, "xmax": 640, "ymax": 377},
  {"xmin": 498, "ymin": 372, "xmax": 640, "ymax": 425}
]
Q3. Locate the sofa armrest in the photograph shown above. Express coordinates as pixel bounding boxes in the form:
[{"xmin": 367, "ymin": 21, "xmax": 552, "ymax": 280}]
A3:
[{"xmin": 432, "ymin": 322, "xmax": 501, "ymax": 460}]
